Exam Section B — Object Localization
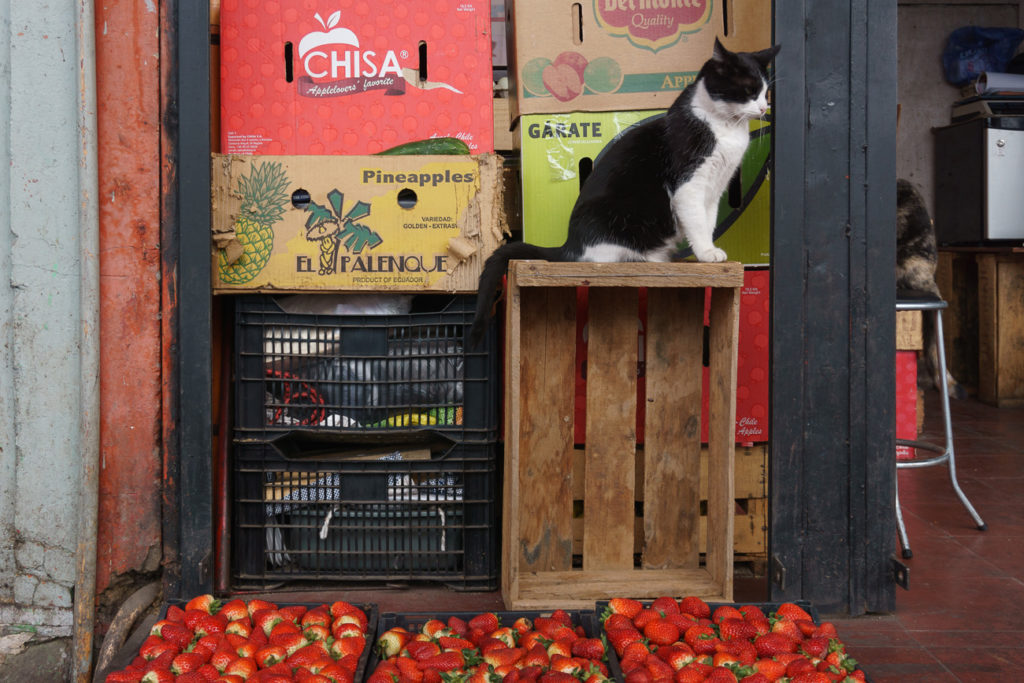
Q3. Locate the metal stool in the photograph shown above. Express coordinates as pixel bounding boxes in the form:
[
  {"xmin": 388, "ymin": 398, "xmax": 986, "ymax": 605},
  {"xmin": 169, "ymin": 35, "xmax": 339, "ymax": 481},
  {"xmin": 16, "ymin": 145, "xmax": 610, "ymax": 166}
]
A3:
[{"xmin": 895, "ymin": 293, "xmax": 986, "ymax": 559}]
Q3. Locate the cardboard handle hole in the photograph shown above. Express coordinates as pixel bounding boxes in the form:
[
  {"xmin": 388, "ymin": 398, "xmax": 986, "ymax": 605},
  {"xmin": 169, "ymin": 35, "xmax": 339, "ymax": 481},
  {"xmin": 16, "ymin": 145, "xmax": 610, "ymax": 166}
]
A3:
[
  {"xmin": 291, "ymin": 188, "xmax": 311, "ymax": 209},
  {"xmin": 397, "ymin": 188, "xmax": 418, "ymax": 209}
]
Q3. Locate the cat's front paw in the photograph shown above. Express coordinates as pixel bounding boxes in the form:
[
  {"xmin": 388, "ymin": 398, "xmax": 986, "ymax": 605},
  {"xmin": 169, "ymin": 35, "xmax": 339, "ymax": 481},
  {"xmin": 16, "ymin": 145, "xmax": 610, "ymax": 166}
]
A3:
[{"xmin": 694, "ymin": 246, "xmax": 728, "ymax": 263}]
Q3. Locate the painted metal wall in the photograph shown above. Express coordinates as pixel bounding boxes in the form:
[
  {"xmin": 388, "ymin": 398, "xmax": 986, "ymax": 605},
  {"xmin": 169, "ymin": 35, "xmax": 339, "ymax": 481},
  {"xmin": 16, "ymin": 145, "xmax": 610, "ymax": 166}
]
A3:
[{"xmin": 0, "ymin": 0, "xmax": 88, "ymax": 636}]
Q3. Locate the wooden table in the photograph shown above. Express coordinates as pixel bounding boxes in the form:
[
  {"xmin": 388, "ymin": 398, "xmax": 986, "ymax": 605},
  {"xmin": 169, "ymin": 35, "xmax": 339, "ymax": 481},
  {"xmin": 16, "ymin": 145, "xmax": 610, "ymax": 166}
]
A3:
[{"xmin": 937, "ymin": 246, "xmax": 1024, "ymax": 407}]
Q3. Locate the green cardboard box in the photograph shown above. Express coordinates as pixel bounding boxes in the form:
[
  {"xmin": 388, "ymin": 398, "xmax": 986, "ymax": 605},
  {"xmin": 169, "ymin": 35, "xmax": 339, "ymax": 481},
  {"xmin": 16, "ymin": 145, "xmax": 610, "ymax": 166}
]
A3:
[{"xmin": 519, "ymin": 110, "xmax": 771, "ymax": 265}]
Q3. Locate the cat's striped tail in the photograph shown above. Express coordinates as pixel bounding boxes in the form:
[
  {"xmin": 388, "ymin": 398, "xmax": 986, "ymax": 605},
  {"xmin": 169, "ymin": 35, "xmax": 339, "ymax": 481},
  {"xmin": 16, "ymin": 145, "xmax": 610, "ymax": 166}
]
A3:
[{"xmin": 469, "ymin": 241, "xmax": 563, "ymax": 349}]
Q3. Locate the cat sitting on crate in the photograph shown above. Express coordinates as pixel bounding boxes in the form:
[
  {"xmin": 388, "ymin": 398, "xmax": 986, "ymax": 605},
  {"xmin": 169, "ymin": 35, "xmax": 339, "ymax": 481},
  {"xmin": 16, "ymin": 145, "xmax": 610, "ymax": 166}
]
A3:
[
  {"xmin": 896, "ymin": 178, "xmax": 966, "ymax": 399},
  {"xmin": 469, "ymin": 39, "xmax": 780, "ymax": 347}
]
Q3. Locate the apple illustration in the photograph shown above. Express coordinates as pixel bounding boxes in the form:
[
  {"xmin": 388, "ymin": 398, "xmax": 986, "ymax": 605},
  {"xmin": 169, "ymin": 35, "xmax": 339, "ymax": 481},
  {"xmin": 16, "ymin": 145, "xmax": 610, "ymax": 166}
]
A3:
[
  {"xmin": 553, "ymin": 51, "xmax": 588, "ymax": 81},
  {"xmin": 298, "ymin": 11, "xmax": 359, "ymax": 82},
  {"xmin": 298, "ymin": 11, "xmax": 359, "ymax": 58},
  {"xmin": 542, "ymin": 62, "xmax": 584, "ymax": 102}
]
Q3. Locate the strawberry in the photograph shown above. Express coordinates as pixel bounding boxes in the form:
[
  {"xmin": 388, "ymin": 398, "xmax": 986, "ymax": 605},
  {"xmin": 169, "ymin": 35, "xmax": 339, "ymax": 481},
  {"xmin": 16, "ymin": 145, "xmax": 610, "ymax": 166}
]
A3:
[
  {"xmin": 245, "ymin": 599, "xmax": 277, "ymax": 617},
  {"xmin": 548, "ymin": 653, "xmax": 582, "ymax": 674},
  {"xmin": 329, "ymin": 634, "xmax": 365, "ymax": 659},
  {"xmin": 785, "ymin": 657, "xmax": 817, "ymax": 678},
  {"xmin": 678, "ymin": 597, "xmax": 711, "ymax": 619},
  {"xmin": 673, "ymin": 668, "xmax": 707, "ymax": 683},
  {"xmin": 104, "ymin": 669, "xmax": 144, "ymax": 683},
  {"xmin": 769, "ymin": 618, "xmax": 803, "ymax": 642},
  {"xmin": 718, "ymin": 618, "xmax": 758, "ymax": 642},
  {"xmin": 539, "ymin": 672, "xmax": 579, "ymax": 683},
  {"xmin": 522, "ymin": 643, "xmax": 550, "ymax": 668},
  {"xmin": 301, "ymin": 606, "xmax": 331, "ymax": 628},
  {"xmin": 570, "ymin": 638, "xmax": 605, "ymax": 661},
  {"xmin": 295, "ymin": 672, "xmax": 332, "ymax": 683},
  {"xmin": 213, "ymin": 676, "xmax": 245, "ymax": 683},
  {"xmin": 483, "ymin": 647, "xmax": 524, "ymax": 667},
  {"xmin": 252, "ymin": 610, "xmax": 285, "ymax": 637},
  {"xmin": 799, "ymin": 636, "xmax": 829, "ymax": 659},
  {"xmin": 327, "ymin": 600, "xmax": 358, "ymax": 618},
  {"xmin": 185, "ymin": 594, "xmax": 222, "ymax": 615},
  {"xmin": 303, "ymin": 624, "xmax": 331, "ymax": 642},
  {"xmin": 376, "ymin": 627, "xmax": 412, "ymax": 659},
  {"xmin": 716, "ymin": 639, "xmax": 757, "ymax": 666},
  {"xmin": 332, "ymin": 622, "xmax": 364, "ymax": 641},
  {"xmin": 683, "ymin": 624, "xmax": 719, "ymax": 655},
  {"xmin": 269, "ymin": 630, "xmax": 309, "ymax": 656},
  {"xmin": 643, "ymin": 618, "xmax": 681, "ymax": 647},
  {"xmin": 391, "ymin": 656, "xmax": 424, "ymax": 682},
  {"xmin": 622, "ymin": 666, "xmax": 651, "ymax": 683},
  {"xmin": 159, "ymin": 622, "xmax": 195, "ymax": 649},
  {"xmin": 651, "ymin": 596, "xmax": 681, "ymax": 615},
  {"xmin": 139, "ymin": 635, "xmax": 179, "ymax": 661},
  {"xmin": 774, "ymin": 603, "xmax": 813, "ymax": 622},
  {"xmin": 512, "ymin": 616, "xmax": 534, "ymax": 634},
  {"xmin": 254, "ymin": 644, "xmax": 288, "ymax": 667},
  {"xmin": 655, "ymin": 644, "xmax": 695, "ymax": 670},
  {"xmin": 331, "ymin": 608, "xmax": 369, "ymax": 633},
  {"xmin": 711, "ymin": 650, "xmax": 740, "ymax": 668},
  {"xmin": 208, "ymin": 648, "xmax": 236, "ymax": 673},
  {"xmin": 745, "ymin": 617, "xmax": 771, "ymax": 637},
  {"xmin": 739, "ymin": 673, "xmax": 771, "ymax": 683},
  {"xmin": 666, "ymin": 613, "xmax": 699, "ymax": 632},
  {"xmin": 280, "ymin": 604, "xmax": 308, "ymax": 623},
  {"xmin": 789, "ymin": 673, "xmax": 831, "ymax": 683},
  {"xmin": 218, "ymin": 599, "xmax": 249, "ymax": 624},
  {"xmin": 446, "ymin": 615, "xmax": 469, "ymax": 636},
  {"xmin": 643, "ymin": 651, "xmax": 676, "ymax": 680},
  {"xmin": 620, "ymin": 640, "xmax": 653, "ymax": 670},
  {"xmin": 225, "ymin": 620, "xmax": 252, "ymax": 638},
  {"xmin": 753, "ymin": 633, "xmax": 798, "ymax": 658},
  {"xmin": 738, "ymin": 606, "xmax": 766, "ymax": 622},
  {"xmin": 142, "ymin": 651, "xmax": 175, "ymax": 674},
  {"xmin": 603, "ymin": 613, "xmax": 634, "ymax": 632},
  {"xmin": 140, "ymin": 671, "xmax": 175, "ymax": 683},
  {"xmin": 712, "ymin": 606, "xmax": 744, "ymax": 624},
  {"xmin": 478, "ymin": 636, "xmax": 509, "ymax": 653},
  {"xmin": 632, "ymin": 608, "xmax": 661, "ymax": 630},
  {"xmin": 269, "ymin": 619, "xmax": 301, "ymax": 638},
  {"xmin": 417, "ymin": 649, "xmax": 473, "ymax": 672},
  {"xmin": 468, "ymin": 612, "xmax": 500, "ymax": 634},
  {"xmin": 705, "ymin": 666, "xmax": 739, "ymax": 682},
  {"xmin": 546, "ymin": 639, "xmax": 574, "ymax": 658},
  {"xmin": 223, "ymin": 657, "xmax": 256, "ymax": 679},
  {"xmin": 602, "ymin": 597, "xmax": 644, "ymax": 621},
  {"xmin": 166, "ymin": 605, "xmax": 187, "ymax": 623},
  {"xmin": 750, "ymin": 658, "xmax": 786, "ymax": 681},
  {"xmin": 606, "ymin": 627, "xmax": 643, "ymax": 655},
  {"xmin": 195, "ymin": 613, "xmax": 229, "ymax": 638}
]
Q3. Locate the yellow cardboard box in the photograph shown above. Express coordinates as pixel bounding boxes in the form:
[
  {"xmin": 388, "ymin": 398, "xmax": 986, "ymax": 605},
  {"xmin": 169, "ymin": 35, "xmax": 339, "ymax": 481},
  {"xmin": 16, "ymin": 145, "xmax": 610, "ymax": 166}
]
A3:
[{"xmin": 211, "ymin": 153, "xmax": 507, "ymax": 293}]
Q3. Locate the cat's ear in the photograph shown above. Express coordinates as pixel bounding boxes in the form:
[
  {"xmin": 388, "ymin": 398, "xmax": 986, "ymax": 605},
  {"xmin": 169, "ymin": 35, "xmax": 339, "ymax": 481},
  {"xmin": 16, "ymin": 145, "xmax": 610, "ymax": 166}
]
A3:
[
  {"xmin": 749, "ymin": 44, "xmax": 781, "ymax": 68},
  {"xmin": 712, "ymin": 37, "xmax": 731, "ymax": 62}
]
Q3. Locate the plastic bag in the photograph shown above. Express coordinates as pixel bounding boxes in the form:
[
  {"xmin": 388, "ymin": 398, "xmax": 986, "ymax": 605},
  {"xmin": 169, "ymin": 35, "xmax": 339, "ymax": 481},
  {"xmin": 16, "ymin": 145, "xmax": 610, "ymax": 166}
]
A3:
[{"xmin": 942, "ymin": 26, "xmax": 1024, "ymax": 87}]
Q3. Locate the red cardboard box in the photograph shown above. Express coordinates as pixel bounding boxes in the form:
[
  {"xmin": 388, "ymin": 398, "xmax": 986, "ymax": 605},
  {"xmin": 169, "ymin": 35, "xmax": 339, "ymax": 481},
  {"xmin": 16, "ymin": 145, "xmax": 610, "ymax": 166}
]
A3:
[
  {"xmin": 896, "ymin": 350, "xmax": 920, "ymax": 460},
  {"xmin": 572, "ymin": 268, "xmax": 770, "ymax": 445},
  {"xmin": 220, "ymin": 0, "xmax": 494, "ymax": 155}
]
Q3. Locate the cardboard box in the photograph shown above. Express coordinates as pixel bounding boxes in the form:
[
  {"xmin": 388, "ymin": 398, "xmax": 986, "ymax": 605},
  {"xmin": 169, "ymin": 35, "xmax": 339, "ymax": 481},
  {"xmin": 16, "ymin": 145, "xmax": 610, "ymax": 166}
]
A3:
[
  {"xmin": 211, "ymin": 153, "xmax": 507, "ymax": 293},
  {"xmin": 896, "ymin": 350, "xmax": 920, "ymax": 460},
  {"xmin": 520, "ymin": 111, "xmax": 771, "ymax": 265},
  {"xmin": 505, "ymin": 0, "xmax": 771, "ymax": 121},
  {"xmin": 219, "ymin": 0, "xmax": 494, "ymax": 155}
]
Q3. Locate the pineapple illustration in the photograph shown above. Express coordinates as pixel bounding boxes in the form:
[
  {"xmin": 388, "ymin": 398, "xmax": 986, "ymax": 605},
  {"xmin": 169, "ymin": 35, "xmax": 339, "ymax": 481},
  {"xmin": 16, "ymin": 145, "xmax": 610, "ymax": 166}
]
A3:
[{"xmin": 218, "ymin": 161, "xmax": 290, "ymax": 284}]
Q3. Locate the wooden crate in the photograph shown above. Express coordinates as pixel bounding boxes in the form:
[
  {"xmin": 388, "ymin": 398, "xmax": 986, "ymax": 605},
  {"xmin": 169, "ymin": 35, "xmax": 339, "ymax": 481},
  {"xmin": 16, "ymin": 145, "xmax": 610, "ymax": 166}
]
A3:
[
  {"xmin": 569, "ymin": 445, "xmax": 767, "ymax": 557},
  {"xmin": 896, "ymin": 310, "xmax": 922, "ymax": 351},
  {"xmin": 502, "ymin": 261, "xmax": 742, "ymax": 609},
  {"xmin": 977, "ymin": 251, "xmax": 1024, "ymax": 407}
]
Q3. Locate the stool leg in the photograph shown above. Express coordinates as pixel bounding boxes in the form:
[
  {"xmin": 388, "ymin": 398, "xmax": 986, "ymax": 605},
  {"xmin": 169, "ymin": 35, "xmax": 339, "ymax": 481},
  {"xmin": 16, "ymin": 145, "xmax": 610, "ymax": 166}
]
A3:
[
  {"xmin": 895, "ymin": 476, "xmax": 912, "ymax": 558},
  {"xmin": 934, "ymin": 309, "xmax": 987, "ymax": 531}
]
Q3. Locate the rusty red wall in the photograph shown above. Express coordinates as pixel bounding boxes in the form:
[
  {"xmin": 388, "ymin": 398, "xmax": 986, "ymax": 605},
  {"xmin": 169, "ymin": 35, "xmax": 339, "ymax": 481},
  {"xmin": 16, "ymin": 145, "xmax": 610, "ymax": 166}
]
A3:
[{"xmin": 94, "ymin": 0, "xmax": 164, "ymax": 595}]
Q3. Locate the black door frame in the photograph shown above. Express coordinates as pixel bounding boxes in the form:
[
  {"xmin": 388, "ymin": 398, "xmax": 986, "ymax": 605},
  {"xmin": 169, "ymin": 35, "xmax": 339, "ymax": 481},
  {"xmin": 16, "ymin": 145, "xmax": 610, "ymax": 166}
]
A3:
[{"xmin": 166, "ymin": 0, "xmax": 899, "ymax": 614}]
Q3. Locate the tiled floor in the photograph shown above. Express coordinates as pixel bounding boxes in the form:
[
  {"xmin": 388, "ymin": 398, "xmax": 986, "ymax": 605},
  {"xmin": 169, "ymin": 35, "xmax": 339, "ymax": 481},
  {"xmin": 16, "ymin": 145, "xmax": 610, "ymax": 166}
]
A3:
[
  {"xmin": 248, "ymin": 391, "xmax": 1024, "ymax": 682},
  {"xmin": 830, "ymin": 391, "xmax": 1024, "ymax": 682}
]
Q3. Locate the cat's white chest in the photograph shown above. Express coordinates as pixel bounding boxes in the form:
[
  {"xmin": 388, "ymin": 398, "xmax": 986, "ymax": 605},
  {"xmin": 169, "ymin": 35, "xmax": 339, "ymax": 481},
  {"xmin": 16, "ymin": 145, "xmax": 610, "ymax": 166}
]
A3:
[{"xmin": 700, "ymin": 123, "xmax": 750, "ymax": 193}]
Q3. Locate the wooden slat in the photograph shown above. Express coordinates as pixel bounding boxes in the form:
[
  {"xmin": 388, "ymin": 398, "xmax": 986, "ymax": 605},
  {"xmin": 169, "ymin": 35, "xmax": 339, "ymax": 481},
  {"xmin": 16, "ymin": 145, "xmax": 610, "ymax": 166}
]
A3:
[
  {"xmin": 977, "ymin": 253, "xmax": 997, "ymax": 405},
  {"xmin": 705, "ymin": 286, "xmax": 739, "ymax": 596},
  {"xmin": 582, "ymin": 288, "xmax": 639, "ymax": 570},
  {"xmin": 511, "ymin": 569, "xmax": 729, "ymax": 610},
  {"xmin": 507, "ymin": 285, "xmax": 577, "ymax": 578},
  {"xmin": 642, "ymin": 288, "xmax": 705, "ymax": 569},
  {"xmin": 509, "ymin": 260, "xmax": 744, "ymax": 289}
]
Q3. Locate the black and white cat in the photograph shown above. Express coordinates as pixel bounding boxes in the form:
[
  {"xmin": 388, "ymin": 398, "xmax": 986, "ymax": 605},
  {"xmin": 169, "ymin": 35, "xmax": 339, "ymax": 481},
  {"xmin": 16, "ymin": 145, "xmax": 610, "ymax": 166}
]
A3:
[
  {"xmin": 470, "ymin": 39, "xmax": 780, "ymax": 345},
  {"xmin": 896, "ymin": 178, "xmax": 966, "ymax": 398}
]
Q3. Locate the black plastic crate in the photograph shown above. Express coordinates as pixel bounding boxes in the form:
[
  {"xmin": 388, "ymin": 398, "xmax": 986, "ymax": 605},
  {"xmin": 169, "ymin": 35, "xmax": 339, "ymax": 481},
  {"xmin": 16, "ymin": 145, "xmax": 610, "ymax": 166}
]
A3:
[
  {"xmin": 234, "ymin": 294, "xmax": 499, "ymax": 444},
  {"xmin": 231, "ymin": 440, "xmax": 500, "ymax": 590}
]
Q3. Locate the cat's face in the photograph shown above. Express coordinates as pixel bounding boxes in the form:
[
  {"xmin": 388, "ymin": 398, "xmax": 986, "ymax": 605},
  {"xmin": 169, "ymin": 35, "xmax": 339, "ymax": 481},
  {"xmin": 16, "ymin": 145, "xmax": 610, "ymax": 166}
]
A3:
[{"xmin": 699, "ymin": 40, "xmax": 780, "ymax": 121}]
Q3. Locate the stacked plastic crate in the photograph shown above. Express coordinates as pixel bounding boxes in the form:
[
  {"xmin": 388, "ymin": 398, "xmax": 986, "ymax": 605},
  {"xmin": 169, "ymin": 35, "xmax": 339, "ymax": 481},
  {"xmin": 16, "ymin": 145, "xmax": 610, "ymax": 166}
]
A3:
[{"xmin": 217, "ymin": 0, "xmax": 503, "ymax": 590}]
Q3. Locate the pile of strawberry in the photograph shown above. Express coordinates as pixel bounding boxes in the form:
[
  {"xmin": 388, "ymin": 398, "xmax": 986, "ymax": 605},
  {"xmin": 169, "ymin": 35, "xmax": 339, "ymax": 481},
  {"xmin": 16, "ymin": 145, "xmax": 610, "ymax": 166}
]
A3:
[
  {"xmin": 601, "ymin": 596, "xmax": 866, "ymax": 683},
  {"xmin": 368, "ymin": 609, "xmax": 611, "ymax": 683},
  {"xmin": 103, "ymin": 594, "xmax": 371, "ymax": 683}
]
